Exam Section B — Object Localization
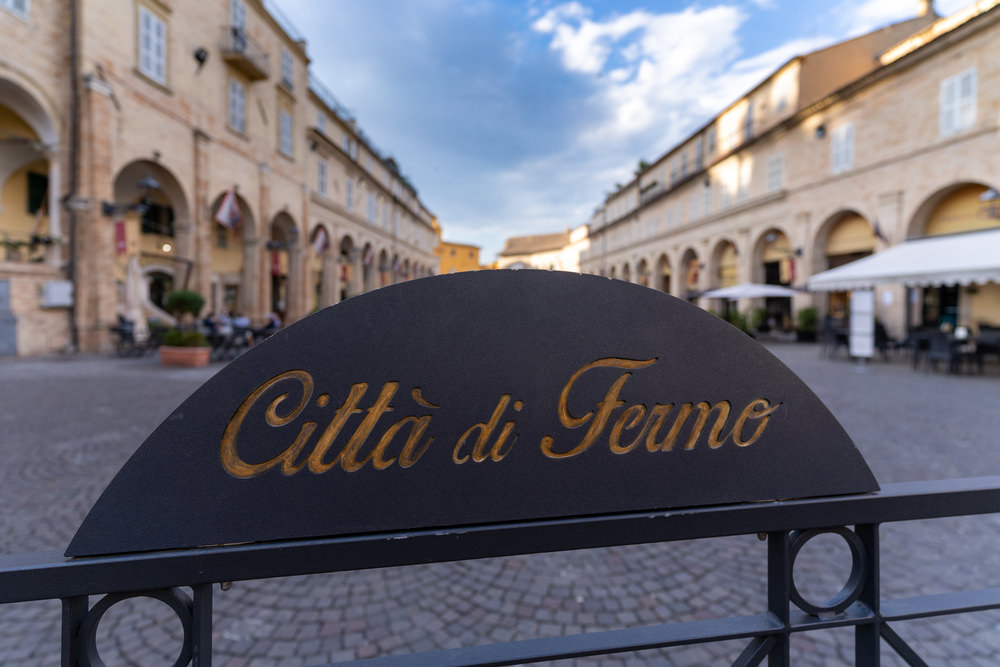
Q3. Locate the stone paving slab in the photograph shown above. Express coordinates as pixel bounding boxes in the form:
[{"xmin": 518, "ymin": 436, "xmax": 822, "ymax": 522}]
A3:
[{"xmin": 2, "ymin": 346, "xmax": 1000, "ymax": 664}]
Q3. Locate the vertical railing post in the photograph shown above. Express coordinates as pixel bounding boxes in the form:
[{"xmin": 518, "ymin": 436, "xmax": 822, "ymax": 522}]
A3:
[
  {"xmin": 767, "ymin": 531, "xmax": 791, "ymax": 666},
  {"xmin": 855, "ymin": 523, "xmax": 881, "ymax": 667},
  {"xmin": 61, "ymin": 596, "xmax": 88, "ymax": 667},
  {"xmin": 192, "ymin": 583, "xmax": 214, "ymax": 666}
]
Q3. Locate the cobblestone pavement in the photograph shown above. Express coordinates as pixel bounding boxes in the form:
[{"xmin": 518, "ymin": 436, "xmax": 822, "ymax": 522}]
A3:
[{"xmin": 3, "ymin": 345, "xmax": 1000, "ymax": 665}]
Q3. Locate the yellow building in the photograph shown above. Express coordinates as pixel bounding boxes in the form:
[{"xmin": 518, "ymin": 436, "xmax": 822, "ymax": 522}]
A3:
[
  {"xmin": 436, "ymin": 241, "xmax": 482, "ymax": 274},
  {"xmin": 0, "ymin": 0, "xmax": 439, "ymax": 356},
  {"xmin": 580, "ymin": 1, "xmax": 1000, "ymax": 338}
]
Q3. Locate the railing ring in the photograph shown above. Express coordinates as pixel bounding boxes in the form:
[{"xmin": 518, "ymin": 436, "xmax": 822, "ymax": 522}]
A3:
[
  {"xmin": 78, "ymin": 587, "xmax": 193, "ymax": 667},
  {"xmin": 788, "ymin": 527, "xmax": 867, "ymax": 616}
]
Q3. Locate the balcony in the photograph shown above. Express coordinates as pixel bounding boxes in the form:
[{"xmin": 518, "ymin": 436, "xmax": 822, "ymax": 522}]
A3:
[{"xmin": 219, "ymin": 26, "xmax": 269, "ymax": 81}]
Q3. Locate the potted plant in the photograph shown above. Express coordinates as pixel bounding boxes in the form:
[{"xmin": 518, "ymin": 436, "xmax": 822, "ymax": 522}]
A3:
[
  {"xmin": 159, "ymin": 329, "xmax": 212, "ymax": 367},
  {"xmin": 160, "ymin": 289, "xmax": 210, "ymax": 366},
  {"xmin": 163, "ymin": 289, "xmax": 206, "ymax": 326},
  {"xmin": 796, "ymin": 307, "xmax": 818, "ymax": 342}
]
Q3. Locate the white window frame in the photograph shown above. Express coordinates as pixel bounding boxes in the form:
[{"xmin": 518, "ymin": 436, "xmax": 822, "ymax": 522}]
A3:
[
  {"xmin": 345, "ymin": 178, "xmax": 354, "ymax": 212},
  {"xmin": 766, "ymin": 154, "xmax": 784, "ymax": 193},
  {"xmin": 281, "ymin": 49, "xmax": 294, "ymax": 90},
  {"xmin": 279, "ymin": 109, "xmax": 293, "ymax": 157},
  {"xmin": 228, "ymin": 78, "xmax": 246, "ymax": 132},
  {"xmin": 138, "ymin": 6, "xmax": 167, "ymax": 85},
  {"xmin": 939, "ymin": 67, "xmax": 977, "ymax": 137},
  {"xmin": 317, "ymin": 159, "xmax": 327, "ymax": 197},
  {"xmin": 831, "ymin": 123, "xmax": 854, "ymax": 174},
  {"xmin": 738, "ymin": 159, "xmax": 752, "ymax": 202}
]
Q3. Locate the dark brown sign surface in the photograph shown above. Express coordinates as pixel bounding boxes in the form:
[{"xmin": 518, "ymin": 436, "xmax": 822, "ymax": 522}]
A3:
[{"xmin": 68, "ymin": 271, "xmax": 877, "ymax": 557}]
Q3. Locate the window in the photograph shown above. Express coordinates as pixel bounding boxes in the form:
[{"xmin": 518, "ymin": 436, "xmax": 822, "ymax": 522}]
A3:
[
  {"xmin": 216, "ymin": 226, "xmax": 228, "ymax": 248},
  {"xmin": 367, "ymin": 193, "xmax": 376, "ymax": 222},
  {"xmin": 230, "ymin": 0, "xmax": 246, "ymax": 31},
  {"xmin": 689, "ymin": 193, "xmax": 700, "ymax": 220},
  {"xmin": 702, "ymin": 182, "xmax": 711, "ymax": 216},
  {"xmin": 738, "ymin": 159, "xmax": 752, "ymax": 202},
  {"xmin": 670, "ymin": 159, "xmax": 678, "ymax": 186},
  {"xmin": 2, "ymin": 0, "xmax": 28, "ymax": 17},
  {"xmin": 140, "ymin": 203, "xmax": 174, "ymax": 236},
  {"xmin": 707, "ymin": 126, "xmax": 717, "ymax": 155},
  {"xmin": 382, "ymin": 201, "xmax": 390, "ymax": 228},
  {"xmin": 281, "ymin": 49, "xmax": 294, "ymax": 89},
  {"xmin": 345, "ymin": 178, "xmax": 354, "ymax": 212},
  {"xmin": 766, "ymin": 154, "xmax": 784, "ymax": 193},
  {"xmin": 743, "ymin": 100, "xmax": 754, "ymax": 142},
  {"xmin": 317, "ymin": 113, "xmax": 326, "ymax": 135},
  {"xmin": 228, "ymin": 79, "xmax": 246, "ymax": 132},
  {"xmin": 680, "ymin": 153, "xmax": 688, "ymax": 178},
  {"xmin": 138, "ymin": 6, "xmax": 167, "ymax": 84},
  {"xmin": 317, "ymin": 159, "xmax": 327, "ymax": 196},
  {"xmin": 279, "ymin": 109, "xmax": 293, "ymax": 156},
  {"xmin": 27, "ymin": 172, "xmax": 47, "ymax": 214},
  {"xmin": 831, "ymin": 123, "xmax": 854, "ymax": 174},
  {"xmin": 940, "ymin": 68, "xmax": 976, "ymax": 136},
  {"xmin": 695, "ymin": 139, "xmax": 704, "ymax": 170}
]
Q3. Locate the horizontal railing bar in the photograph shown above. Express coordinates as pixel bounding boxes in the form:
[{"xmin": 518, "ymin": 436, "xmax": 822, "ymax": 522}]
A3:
[
  {"xmin": 882, "ymin": 586, "xmax": 1000, "ymax": 621},
  {"xmin": 324, "ymin": 613, "xmax": 782, "ymax": 667},
  {"xmin": 2, "ymin": 477, "xmax": 1000, "ymax": 603},
  {"xmin": 788, "ymin": 602, "xmax": 875, "ymax": 631}
]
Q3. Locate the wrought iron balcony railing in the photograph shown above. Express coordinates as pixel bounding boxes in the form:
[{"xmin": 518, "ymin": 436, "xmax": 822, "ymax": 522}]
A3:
[{"xmin": 219, "ymin": 26, "xmax": 269, "ymax": 81}]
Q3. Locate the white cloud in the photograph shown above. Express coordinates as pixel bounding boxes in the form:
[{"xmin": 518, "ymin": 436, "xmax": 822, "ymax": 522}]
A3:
[{"xmin": 838, "ymin": 0, "xmax": 972, "ymax": 37}]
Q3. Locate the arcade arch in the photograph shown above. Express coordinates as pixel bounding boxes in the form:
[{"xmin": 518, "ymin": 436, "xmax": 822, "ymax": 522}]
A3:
[
  {"xmin": 269, "ymin": 212, "xmax": 300, "ymax": 323},
  {"xmin": 680, "ymin": 248, "xmax": 701, "ymax": 302},
  {"xmin": 655, "ymin": 253, "xmax": 671, "ymax": 294},
  {"xmin": 812, "ymin": 212, "xmax": 874, "ymax": 321},
  {"xmin": 208, "ymin": 189, "xmax": 255, "ymax": 317},
  {"xmin": 907, "ymin": 182, "xmax": 1000, "ymax": 329},
  {"xmin": 0, "ymin": 78, "xmax": 61, "ymax": 265}
]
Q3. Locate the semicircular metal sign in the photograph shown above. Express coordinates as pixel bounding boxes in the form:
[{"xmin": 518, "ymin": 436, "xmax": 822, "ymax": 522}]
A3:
[{"xmin": 67, "ymin": 271, "xmax": 877, "ymax": 557}]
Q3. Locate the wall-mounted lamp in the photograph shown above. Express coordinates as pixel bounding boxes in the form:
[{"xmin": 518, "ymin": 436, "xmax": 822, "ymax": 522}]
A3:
[
  {"xmin": 793, "ymin": 247, "xmax": 804, "ymax": 257},
  {"xmin": 815, "ymin": 124, "xmax": 827, "ymax": 139},
  {"xmin": 309, "ymin": 140, "xmax": 319, "ymax": 152},
  {"xmin": 101, "ymin": 175, "xmax": 161, "ymax": 217},
  {"xmin": 193, "ymin": 48, "xmax": 209, "ymax": 69},
  {"xmin": 980, "ymin": 188, "xmax": 1000, "ymax": 219}
]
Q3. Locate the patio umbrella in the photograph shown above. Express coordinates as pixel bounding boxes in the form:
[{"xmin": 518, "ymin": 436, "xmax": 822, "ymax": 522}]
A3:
[
  {"xmin": 125, "ymin": 255, "xmax": 150, "ymax": 343},
  {"xmin": 700, "ymin": 283, "xmax": 800, "ymax": 300}
]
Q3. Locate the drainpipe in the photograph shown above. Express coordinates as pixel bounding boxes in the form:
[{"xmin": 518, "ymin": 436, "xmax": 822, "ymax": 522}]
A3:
[{"xmin": 66, "ymin": 0, "xmax": 80, "ymax": 351}]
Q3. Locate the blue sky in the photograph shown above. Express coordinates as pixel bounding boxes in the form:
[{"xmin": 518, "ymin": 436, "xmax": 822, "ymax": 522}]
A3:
[{"xmin": 275, "ymin": 0, "xmax": 967, "ymax": 262}]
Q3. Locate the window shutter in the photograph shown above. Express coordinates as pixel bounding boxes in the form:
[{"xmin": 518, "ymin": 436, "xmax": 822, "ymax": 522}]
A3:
[
  {"xmin": 958, "ymin": 68, "xmax": 976, "ymax": 130},
  {"xmin": 939, "ymin": 77, "xmax": 956, "ymax": 135}
]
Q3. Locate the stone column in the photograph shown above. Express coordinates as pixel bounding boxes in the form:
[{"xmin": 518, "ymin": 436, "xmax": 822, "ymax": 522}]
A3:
[
  {"xmin": 75, "ymin": 76, "xmax": 118, "ymax": 353},
  {"xmin": 252, "ymin": 164, "xmax": 270, "ymax": 321},
  {"xmin": 190, "ymin": 129, "xmax": 213, "ymax": 300},
  {"xmin": 45, "ymin": 156, "xmax": 61, "ymax": 266}
]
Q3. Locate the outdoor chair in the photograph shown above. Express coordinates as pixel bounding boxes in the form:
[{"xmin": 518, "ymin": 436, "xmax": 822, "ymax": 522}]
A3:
[{"xmin": 924, "ymin": 331, "xmax": 959, "ymax": 373}]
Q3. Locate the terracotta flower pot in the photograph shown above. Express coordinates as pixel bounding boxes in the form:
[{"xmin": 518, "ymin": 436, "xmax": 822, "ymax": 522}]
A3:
[{"xmin": 159, "ymin": 345, "xmax": 211, "ymax": 367}]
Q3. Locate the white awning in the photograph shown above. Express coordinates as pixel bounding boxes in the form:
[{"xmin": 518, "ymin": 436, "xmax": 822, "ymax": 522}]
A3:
[{"xmin": 808, "ymin": 227, "xmax": 1000, "ymax": 291}]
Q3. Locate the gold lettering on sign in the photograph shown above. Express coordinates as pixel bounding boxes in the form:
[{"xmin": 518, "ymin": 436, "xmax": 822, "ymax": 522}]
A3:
[
  {"xmin": 541, "ymin": 357, "xmax": 780, "ymax": 458},
  {"xmin": 220, "ymin": 371, "xmax": 437, "ymax": 478},
  {"xmin": 453, "ymin": 394, "xmax": 522, "ymax": 464}
]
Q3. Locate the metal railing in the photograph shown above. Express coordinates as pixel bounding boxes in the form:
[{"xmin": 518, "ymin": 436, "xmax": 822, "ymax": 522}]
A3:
[
  {"xmin": 2, "ymin": 476, "xmax": 1000, "ymax": 664},
  {"xmin": 219, "ymin": 26, "xmax": 269, "ymax": 81}
]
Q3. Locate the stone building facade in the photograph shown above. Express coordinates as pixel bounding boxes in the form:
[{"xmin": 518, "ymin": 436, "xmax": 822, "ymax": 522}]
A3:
[
  {"xmin": 580, "ymin": 1, "xmax": 1000, "ymax": 338},
  {"xmin": 0, "ymin": 0, "xmax": 438, "ymax": 356}
]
